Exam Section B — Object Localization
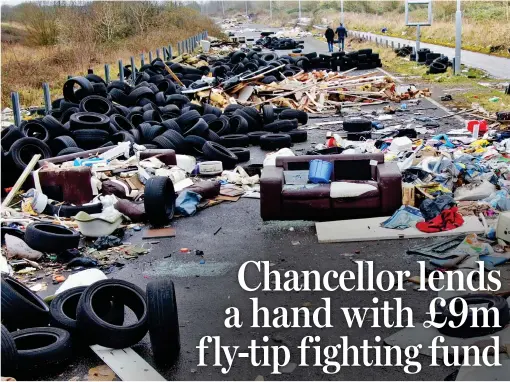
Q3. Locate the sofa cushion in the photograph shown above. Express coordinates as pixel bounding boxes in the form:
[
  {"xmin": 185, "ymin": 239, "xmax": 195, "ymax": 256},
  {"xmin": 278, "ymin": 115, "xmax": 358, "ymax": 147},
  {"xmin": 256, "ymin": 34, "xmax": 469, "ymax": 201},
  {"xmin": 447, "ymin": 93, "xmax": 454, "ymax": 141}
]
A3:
[
  {"xmin": 331, "ymin": 196, "xmax": 380, "ymax": 210},
  {"xmin": 282, "ymin": 184, "xmax": 331, "ymax": 199},
  {"xmin": 330, "ymin": 181, "xmax": 378, "ymax": 198}
]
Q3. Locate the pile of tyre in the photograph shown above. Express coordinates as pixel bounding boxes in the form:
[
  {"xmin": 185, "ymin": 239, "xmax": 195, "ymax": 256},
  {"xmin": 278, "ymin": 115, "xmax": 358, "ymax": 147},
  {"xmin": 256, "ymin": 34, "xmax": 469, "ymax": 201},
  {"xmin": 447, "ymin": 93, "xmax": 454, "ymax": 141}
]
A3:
[
  {"xmin": 395, "ymin": 45, "xmax": 413, "ymax": 57},
  {"xmin": 343, "ymin": 118, "xmax": 372, "ymax": 141},
  {"xmin": 208, "ymin": 48, "xmax": 319, "ymax": 84},
  {"xmin": 0, "ymin": 56, "xmax": 308, "ymax": 189},
  {"xmin": 329, "ymin": 48, "xmax": 383, "ymax": 71},
  {"xmin": 255, "ymin": 35, "xmax": 305, "ymax": 51},
  {"xmin": 1, "ymin": 275, "xmax": 180, "ymax": 378},
  {"xmin": 414, "ymin": 48, "xmax": 450, "ymax": 74}
]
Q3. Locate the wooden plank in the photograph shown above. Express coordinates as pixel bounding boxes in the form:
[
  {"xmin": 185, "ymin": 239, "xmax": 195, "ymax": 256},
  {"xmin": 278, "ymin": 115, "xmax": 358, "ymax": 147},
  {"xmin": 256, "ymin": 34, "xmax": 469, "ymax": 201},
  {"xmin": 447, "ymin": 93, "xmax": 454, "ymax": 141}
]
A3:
[
  {"xmin": 90, "ymin": 345, "xmax": 166, "ymax": 381},
  {"xmin": 2, "ymin": 154, "xmax": 41, "ymax": 208},
  {"xmin": 316, "ymin": 215, "xmax": 485, "ymax": 243},
  {"xmin": 143, "ymin": 227, "xmax": 176, "ymax": 239}
]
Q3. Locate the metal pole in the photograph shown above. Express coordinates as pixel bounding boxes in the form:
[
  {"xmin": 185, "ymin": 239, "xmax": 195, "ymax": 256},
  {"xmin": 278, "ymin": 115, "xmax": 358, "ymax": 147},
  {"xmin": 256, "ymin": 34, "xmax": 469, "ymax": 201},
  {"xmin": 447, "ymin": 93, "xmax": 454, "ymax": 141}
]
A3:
[
  {"xmin": 416, "ymin": 25, "xmax": 421, "ymax": 53},
  {"xmin": 104, "ymin": 64, "xmax": 110, "ymax": 83},
  {"xmin": 149, "ymin": 51, "xmax": 153, "ymax": 62},
  {"xmin": 178, "ymin": 42, "xmax": 181, "ymax": 56},
  {"xmin": 118, "ymin": 60, "xmax": 124, "ymax": 83},
  {"xmin": 156, "ymin": 48, "xmax": 160, "ymax": 59},
  {"xmin": 455, "ymin": 0, "xmax": 462, "ymax": 74},
  {"xmin": 130, "ymin": 56, "xmax": 136, "ymax": 82},
  {"xmin": 340, "ymin": 0, "xmax": 344, "ymax": 24},
  {"xmin": 298, "ymin": 0, "xmax": 301, "ymax": 19},
  {"xmin": 245, "ymin": 0, "xmax": 247, "ymax": 16},
  {"xmin": 140, "ymin": 53, "xmax": 145, "ymax": 67},
  {"xmin": 169, "ymin": 45, "xmax": 173, "ymax": 59},
  {"xmin": 11, "ymin": 92, "xmax": 21, "ymax": 127},
  {"xmin": 43, "ymin": 83, "xmax": 51, "ymax": 115},
  {"xmin": 270, "ymin": 0, "xmax": 272, "ymax": 20}
]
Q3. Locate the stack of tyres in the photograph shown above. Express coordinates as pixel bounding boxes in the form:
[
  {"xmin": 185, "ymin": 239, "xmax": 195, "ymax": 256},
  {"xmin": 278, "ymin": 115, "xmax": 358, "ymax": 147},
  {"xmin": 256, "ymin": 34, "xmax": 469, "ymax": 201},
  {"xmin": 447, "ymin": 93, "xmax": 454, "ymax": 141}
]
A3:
[
  {"xmin": 343, "ymin": 118, "xmax": 372, "ymax": 141},
  {"xmin": 428, "ymin": 55, "xmax": 449, "ymax": 74},
  {"xmin": 337, "ymin": 49, "xmax": 382, "ymax": 71}
]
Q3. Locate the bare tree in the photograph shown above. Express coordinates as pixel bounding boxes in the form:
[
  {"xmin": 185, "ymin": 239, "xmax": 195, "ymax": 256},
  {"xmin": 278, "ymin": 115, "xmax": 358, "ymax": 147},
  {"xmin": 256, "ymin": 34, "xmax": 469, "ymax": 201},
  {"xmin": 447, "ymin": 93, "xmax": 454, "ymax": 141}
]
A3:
[{"xmin": 93, "ymin": 2, "xmax": 121, "ymax": 42}]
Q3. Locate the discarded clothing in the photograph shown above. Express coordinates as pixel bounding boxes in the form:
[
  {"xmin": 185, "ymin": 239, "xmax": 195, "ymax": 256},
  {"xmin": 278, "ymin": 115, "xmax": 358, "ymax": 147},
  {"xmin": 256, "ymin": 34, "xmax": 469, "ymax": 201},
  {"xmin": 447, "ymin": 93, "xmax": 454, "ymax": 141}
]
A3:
[
  {"xmin": 381, "ymin": 205, "xmax": 424, "ymax": 230},
  {"xmin": 419, "ymin": 194, "xmax": 456, "ymax": 221},
  {"xmin": 416, "ymin": 207, "xmax": 464, "ymax": 233},
  {"xmin": 452, "ymin": 233, "xmax": 494, "ymax": 257},
  {"xmin": 175, "ymin": 190, "xmax": 202, "ymax": 216}
]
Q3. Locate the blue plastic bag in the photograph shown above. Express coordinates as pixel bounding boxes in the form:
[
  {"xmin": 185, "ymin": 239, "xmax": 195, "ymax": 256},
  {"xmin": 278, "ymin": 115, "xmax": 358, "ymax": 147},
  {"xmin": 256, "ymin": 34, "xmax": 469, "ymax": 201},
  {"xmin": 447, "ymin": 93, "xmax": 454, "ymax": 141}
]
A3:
[{"xmin": 175, "ymin": 190, "xmax": 202, "ymax": 216}]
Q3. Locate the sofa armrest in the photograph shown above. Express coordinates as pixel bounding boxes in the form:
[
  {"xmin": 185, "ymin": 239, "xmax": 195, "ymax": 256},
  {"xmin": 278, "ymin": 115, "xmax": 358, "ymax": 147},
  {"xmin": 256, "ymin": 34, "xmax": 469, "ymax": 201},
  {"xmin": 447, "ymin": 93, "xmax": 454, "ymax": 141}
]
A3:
[
  {"xmin": 376, "ymin": 163, "xmax": 402, "ymax": 215},
  {"xmin": 260, "ymin": 166, "xmax": 284, "ymax": 220}
]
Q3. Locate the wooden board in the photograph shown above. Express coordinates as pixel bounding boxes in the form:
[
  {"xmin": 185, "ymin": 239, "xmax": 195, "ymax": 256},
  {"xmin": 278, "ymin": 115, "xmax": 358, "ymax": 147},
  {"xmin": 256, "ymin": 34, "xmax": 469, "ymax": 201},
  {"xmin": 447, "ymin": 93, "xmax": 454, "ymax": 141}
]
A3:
[
  {"xmin": 90, "ymin": 345, "xmax": 165, "ymax": 381},
  {"xmin": 143, "ymin": 227, "xmax": 176, "ymax": 239},
  {"xmin": 316, "ymin": 216, "xmax": 485, "ymax": 243}
]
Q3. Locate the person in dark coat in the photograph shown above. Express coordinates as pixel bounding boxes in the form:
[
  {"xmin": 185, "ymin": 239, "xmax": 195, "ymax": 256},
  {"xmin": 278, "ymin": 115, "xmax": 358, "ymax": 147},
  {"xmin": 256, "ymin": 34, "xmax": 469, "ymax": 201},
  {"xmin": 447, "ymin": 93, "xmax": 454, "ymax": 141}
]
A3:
[
  {"xmin": 325, "ymin": 26, "xmax": 335, "ymax": 53},
  {"xmin": 336, "ymin": 23, "xmax": 348, "ymax": 51}
]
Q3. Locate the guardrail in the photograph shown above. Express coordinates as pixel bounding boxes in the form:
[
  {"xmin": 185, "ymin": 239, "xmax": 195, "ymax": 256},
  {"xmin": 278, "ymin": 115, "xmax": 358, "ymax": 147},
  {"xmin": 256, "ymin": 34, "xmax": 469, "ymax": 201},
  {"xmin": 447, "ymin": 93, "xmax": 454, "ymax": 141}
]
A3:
[
  {"xmin": 8, "ymin": 30, "xmax": 209, "ymax": 127},
  {"xmin": 351, "ymin": 31, "xmax": 403, "ymax": 51}
]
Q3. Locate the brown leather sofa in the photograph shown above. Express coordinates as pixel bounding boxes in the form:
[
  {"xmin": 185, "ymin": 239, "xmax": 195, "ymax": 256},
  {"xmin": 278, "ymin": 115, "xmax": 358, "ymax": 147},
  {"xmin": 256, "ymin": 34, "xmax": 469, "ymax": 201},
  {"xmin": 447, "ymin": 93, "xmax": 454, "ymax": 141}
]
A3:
[{"xmin": 260, "ymin": 153, "xmax": 402, "ymax": 221}]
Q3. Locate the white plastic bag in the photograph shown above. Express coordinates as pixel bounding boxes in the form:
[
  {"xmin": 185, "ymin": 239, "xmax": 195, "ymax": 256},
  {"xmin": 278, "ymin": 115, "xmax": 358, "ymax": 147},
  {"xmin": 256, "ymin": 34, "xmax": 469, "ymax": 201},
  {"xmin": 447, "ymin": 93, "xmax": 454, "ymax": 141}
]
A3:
[{"xmin": 263, "ymin": 148, "xmax": 295, "ymax": 167}]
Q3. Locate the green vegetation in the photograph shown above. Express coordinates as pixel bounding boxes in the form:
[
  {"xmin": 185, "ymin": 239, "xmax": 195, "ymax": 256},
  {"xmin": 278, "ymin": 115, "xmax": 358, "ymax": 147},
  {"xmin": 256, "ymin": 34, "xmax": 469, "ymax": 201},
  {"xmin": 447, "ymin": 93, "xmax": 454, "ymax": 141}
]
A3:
[{"xmin": 1, "ymin": 1, "xmax": 223, "ymax": 108}]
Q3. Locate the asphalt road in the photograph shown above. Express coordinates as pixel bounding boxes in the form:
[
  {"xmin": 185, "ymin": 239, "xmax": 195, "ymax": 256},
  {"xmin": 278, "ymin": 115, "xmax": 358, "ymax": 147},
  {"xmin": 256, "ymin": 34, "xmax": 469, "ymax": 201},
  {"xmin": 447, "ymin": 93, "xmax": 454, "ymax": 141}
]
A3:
[
  {"xmin": 353, "ymin": 31, "xmax": 510, "ymax": 80},
  {"xmin": 36, "ymin": 25, "xmax": 482, "ymax": 382}
]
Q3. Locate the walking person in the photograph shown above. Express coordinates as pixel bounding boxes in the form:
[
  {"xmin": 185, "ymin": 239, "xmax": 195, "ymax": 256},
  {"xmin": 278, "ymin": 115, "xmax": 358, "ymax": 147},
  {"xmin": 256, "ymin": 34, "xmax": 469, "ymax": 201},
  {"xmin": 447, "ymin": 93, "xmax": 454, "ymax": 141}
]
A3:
[
  {"xmin": 325, "ymin": 26, "xmax": 335, "ymax": 53},
  {"xmin": 336, "ymin": 23, "xmax": 348, "ymax": 52}
]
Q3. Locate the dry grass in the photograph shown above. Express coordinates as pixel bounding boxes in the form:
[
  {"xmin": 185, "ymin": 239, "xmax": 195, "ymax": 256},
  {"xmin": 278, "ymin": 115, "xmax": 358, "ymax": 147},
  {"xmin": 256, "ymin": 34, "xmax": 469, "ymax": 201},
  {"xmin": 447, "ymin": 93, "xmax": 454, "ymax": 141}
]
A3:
[{"xmin": 1, "ymin": 4, "xmax": 223, "ymax": 108}]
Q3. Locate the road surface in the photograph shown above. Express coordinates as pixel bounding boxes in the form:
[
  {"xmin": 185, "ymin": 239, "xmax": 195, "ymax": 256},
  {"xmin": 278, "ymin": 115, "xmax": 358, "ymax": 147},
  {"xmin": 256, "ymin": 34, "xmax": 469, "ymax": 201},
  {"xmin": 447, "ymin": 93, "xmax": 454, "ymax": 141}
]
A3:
[{"xmin": 353, "ymin": 31, "xmax": 510, "ymax": 79}]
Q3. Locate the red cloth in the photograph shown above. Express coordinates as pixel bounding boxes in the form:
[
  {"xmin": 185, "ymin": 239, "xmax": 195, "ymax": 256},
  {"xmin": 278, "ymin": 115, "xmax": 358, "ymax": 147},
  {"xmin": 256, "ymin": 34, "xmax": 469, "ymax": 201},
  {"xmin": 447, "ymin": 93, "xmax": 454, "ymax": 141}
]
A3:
[{"xmin": 416, "ymin": 206, "xmax": 464, "ymax": 233}]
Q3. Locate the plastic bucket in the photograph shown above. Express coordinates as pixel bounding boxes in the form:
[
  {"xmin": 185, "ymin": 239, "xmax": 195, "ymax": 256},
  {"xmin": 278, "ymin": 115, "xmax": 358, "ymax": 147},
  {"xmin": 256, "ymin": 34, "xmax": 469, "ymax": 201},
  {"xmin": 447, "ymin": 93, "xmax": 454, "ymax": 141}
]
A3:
[
  {"xmin": 466, "ymin": 120, "xmax": 487, "ymax": 134},
  {"xmin": 308, "ymin": 159, "xmax": 333, "ymax": 184}
]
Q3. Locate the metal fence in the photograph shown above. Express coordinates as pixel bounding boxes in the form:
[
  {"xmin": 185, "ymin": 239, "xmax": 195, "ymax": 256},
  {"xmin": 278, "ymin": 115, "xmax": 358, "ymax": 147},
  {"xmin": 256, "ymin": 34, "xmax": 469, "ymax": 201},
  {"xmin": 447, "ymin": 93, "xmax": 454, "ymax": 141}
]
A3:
[{"xmin": 9, "ymin": 30, "xmax": 209, "ymax": 127}]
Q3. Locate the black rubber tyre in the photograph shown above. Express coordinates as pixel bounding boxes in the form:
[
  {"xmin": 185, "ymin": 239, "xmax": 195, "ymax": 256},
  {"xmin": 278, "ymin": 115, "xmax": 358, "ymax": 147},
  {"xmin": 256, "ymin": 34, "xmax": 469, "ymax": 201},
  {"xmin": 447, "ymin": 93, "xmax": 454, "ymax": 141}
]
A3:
[
  {"xmin": 259, "ymin": 133, "xmax": 292, "ymax": 151},
  {"xmin": 224, "ymin": 104, "xmax": 243, "ymax": 116},
  {"xmin": 207, "ymin": 129, "xmax": 221, "ymax": 143},
  {"xmin": 153, "ymin": 135, "xmax": 176, "ymax": 150},
  {"xmin": 42, "ymin": 115, "xmax": 69, "ymax": 138},
  {"xmin": 201, "ymin": 114, "xmax": 218, "ymax": 124},
  {"xmin": 63, "ymin": 76, "xmax": 94, "ymax": 103},
  {"xmin": 139, "ymin": 123, "xmax": 164, "ymax": 143},
  {"xmin": 50, "ymin": 286, "xmax": 124, "ymax": 335},
  {"xmin": 107, "ymin": 80, "xmax": 131, "ymax": 94},
  {"xmin": 9, "ymin": 138, "xmax": 52, "ymax": 172},
  {"xmin": 146, "ymin": 280, "xmax": 180, "ymax": 366},
  {"xmin": 110, "ymin": 114, "xmax": 134, "ymax": 132},
  {"xmin": 129, "ymin": 128, "xmax": 141, "ymax": 143},
  {"xmin": 161, "ymin": 130, "xmax": 186, "ymax": 153},
  {"xmin": 161, "ymin": 119, "xmax": 182, "ymax": 134},
  {"xmin": 57, "ymin": 147, "xmax": 85, "ymax": 156},
  {"xmin": 11, "ymin": 327, "xmax": 72, "ymax": 371},
  {"xmin": 262, "ymin": 105, "xmax": 275, "ymax": 124},
  {"xmin": 232, "ymin": 109, "xmax": 259, "ymax": 132},
  {"xmin": 25, "ymin": 222, "xmax": 80, "ymax": 253},
  {"xmin": 46, "ymin": 202, "xmax": 102, "ymax": 218},
  {"xmin": 49, "ymin": 136, "xmax": 78, "ymax": 156},
  {"xmin": 247, "ymin": 131, "xmax": 267, "ymax": 145},
  {"xmin": 143, "ymin": 109, "xmax": 162, "ymax": 123},
  {"xmin": 343, "ymin": 118, "xmax": 372, "ymax": 132},
  {"xmin": 261, "ymin": 53, "xmax": 278, "ymax": 62},
  {"xmin": 1, "ymin": 275, "xmax": 50, "ymax": 331},
  {"xmin": 108, "ymin": 88, "xmax": 130, "ymax": 106},
  {"xmin": 128, "ymin": 86, "xmax": 155, "ymax": 106},
  {"xmin": 202, "ymin": 141, "xmax": 238, "ymax": 170},
  {"xmin": 268, "ymin": 119, "xmax": 298, "ymax": 132},
  {"xmin": 279, "ymin": 109, "xmax": 308, "ymax": 125},
  {"xmin": 184, "ymin": 118, "xmax": 209, "ymax": 138},
  {"xmin": 429, "ymin": 61, "xmax": 447, "ymax": 74},
  {"xmin": 144, "ymin": 176, "xmax": 176, "ymax": 226},
  {"xmin": 166, "ymin": 94, "xmax": 190, "ymax": 107},
  {"xmin": 73, "ymin": 129, "xmax": 110, "ymax": 149},
  {"xmin": 60, "ymin": 107, "xmax": 80, "ymax": 124},
  {"xmin": 79, "ymin": 95, "xmax": 113, "ymax": 115},
  {"xmin": 77, "ymin": 279, "xmax": 148, "ymax": 348},
  {"xmin": 229, "ymin": 147, "xmax": 250, "ymax": 162},
  {"xmin": 184, "ymin": 135, "xmax": 206, "ymax": 155},
  {"xmin": 287, "ymin": 129, "xmax": 308, "ymax": 143},
  {"xmin": 436, "ymin": 294, "xmax": 509, "ymax": 338},
  {"xmin": 175, "ymin": 110, "xmax": 201, "ymax": 131},
  {"xmin": 21, "ymin": 120, "xmax": 50, "ymax": 142},
  {"xmin": 1, "ymin": 325, "xmax": 18, "ymax": 375},
  {"xmin": 208, "ymin": 118, "xmax": 231, "ymax": 136},
  {"xmin": 1, "ymin": 125, "xmax": 25, "ymax": 150},
  {"xmin": 220, "ymin": 134, "xmax": 250, "ymax": 148},
  {"xmin": 242, "ymin": 107, "xmax": 263, "ymax": 125},
  {"xmin": 69, "ymin": 112, "xmax": 110, "ymax": 131},
  {"xmin": 347, "ymin": 131, "xmax": 372, "ymax": 141}
]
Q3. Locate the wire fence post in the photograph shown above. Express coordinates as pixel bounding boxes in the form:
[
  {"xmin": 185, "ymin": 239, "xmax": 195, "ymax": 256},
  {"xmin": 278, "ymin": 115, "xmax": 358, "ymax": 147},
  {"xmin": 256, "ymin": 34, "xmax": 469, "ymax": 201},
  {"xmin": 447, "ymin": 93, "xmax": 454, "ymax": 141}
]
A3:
[
  {"xmin": 168, "ymin": 45, "xmax": 173, "ymax": 59},
  {"xmin": 130, "ymin": 56, "xmax": 136, "ymax": 83},
  {"xmin": 11, "ymin": 92, "xmax": 22, "ymax": 127},
  {"xmin": 104, "ymin": 64, "xmax": 110, "ymax": 83},
  {"xmin": 148, "ymin": 51, "xmax": 153, "ymax": 62},
  {"xmin": 118, "ymin": 60, "xmax": 124, "ymax": 83},
  {"xmin": 140, "ymin": 53, "xmax": 145, "ymax": 67},
  {"xmin": 177, "ymin": 42, "xmax": 181, "ymax": 56},
  {"xmin": 43, "ymin": 83, "xmax": 52, "ymax": 115},
  {"xmin": 156, "ymin": 48, "xmax": 160, "ymax": 59}
]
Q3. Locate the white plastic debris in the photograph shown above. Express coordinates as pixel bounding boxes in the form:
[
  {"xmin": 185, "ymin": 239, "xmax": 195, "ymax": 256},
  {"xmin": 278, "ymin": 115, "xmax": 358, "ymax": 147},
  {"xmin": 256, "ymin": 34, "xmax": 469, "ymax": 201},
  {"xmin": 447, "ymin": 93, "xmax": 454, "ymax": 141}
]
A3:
[
  {"xmin": 5, "ymin": 234, "xmax": 43, "ymax": 260},
  {"xmin": 176, "ymin": 155, "xmax": 197, "ymax": 173},
  {"xmin": 56, "ymin": 269, "xmax": 107, "ymax": 295},
  {"xmin": 263, "ymin": 148, "xmax": 295, "ymax": 167},
  {"xmin": 389, "ymin": 136, "xmax": 413, "ymax": 152}
]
